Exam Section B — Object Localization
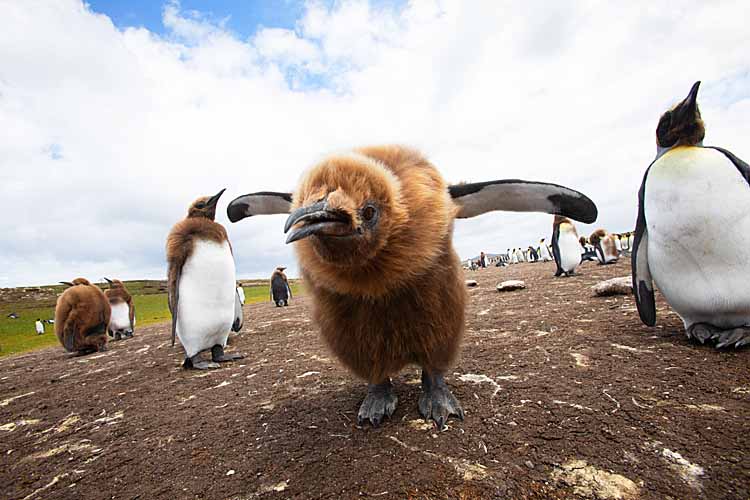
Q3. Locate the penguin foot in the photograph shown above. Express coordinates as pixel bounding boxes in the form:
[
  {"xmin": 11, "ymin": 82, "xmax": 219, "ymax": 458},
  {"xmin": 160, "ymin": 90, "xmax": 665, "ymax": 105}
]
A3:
[
  {"xmin": 211, "ymin": 344, "xmax": 245, "ymax": 363},
  {"xmin": 687, "ymin": 323, "xmax": 750, "ymax": 348},
  {"xmin": 357, "ymin": 380, "xmax": 397, "ymax": 427},
  {"xmin": 418, "ymin": 370, "xmax": 464, "ymax": 430},
  {"xmin": 114, "ymin": 332, "xmax": 122, "ymax": 341},
  {"xmin": 183, "ymin": 355, "xmax": 220, "ymax": 370}
]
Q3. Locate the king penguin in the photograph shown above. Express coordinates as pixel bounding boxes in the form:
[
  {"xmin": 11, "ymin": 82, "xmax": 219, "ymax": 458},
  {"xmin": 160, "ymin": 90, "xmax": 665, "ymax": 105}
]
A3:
[
  {"xmin": 633, "ymin": 81, "xmax": 750, "ymax": 348},
  {"xmin": 166, "ymin": 189, "xmax": 245, "ymax": 368},
  {"xmin": 551, "ymin": 216, "xmax": 581, "ymax": 277}
]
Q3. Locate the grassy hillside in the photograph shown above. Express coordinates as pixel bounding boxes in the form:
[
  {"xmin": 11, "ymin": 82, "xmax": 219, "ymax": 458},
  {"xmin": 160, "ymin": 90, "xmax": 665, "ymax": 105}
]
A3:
[{"xmin": 0, "ymin": 280, "xmax": 302, "ymax": 357}]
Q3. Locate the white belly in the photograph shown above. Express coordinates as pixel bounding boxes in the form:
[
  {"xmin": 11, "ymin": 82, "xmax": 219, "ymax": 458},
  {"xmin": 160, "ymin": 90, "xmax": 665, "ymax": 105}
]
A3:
[
  {"xmin": 557, "ymin": 227, "xmax": 580, "ymax": 273},
  {"xmin": 645, "ymin": 146, "xmax": 750, "ymax": 328},
  {"xmin": 539, "ymin": 245, "xmax": 552, "ymax": 260},
  {"xmin": 109, "ymin": 302, "xmax": 132, "ymax": 332},
  {"xmin": 177, "ymin": 239, "xmax": 236, "ymax": 356}
]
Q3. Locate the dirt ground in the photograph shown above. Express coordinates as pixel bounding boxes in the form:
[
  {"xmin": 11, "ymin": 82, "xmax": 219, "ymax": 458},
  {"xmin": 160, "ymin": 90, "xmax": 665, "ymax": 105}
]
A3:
[{"xmin": 1, "ymin": 259, "xmax": 748, "ymax": 500}]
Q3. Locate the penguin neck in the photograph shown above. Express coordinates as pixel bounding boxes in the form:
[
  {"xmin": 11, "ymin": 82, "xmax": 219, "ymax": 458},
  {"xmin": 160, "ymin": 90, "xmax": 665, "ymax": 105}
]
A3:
[{"xmin": 655, "ymin": 140, "xmax": 703, "ymax": 160}]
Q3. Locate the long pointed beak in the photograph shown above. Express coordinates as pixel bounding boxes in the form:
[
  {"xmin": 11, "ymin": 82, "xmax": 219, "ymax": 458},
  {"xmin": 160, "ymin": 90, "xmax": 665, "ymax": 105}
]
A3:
[
  {"xmin": 207, "ymin": 188, "xmax": 226, "ymax": 208},
  {"xmin": 103, "ymin": 277, "xmax": 112, "ymax": 284},
  {"xmin": 283, "ymin": 200, "xmax": 353, "ymax": 244},
  {"xmin": 675, "ymin": 81, "xmax": 700, "ymax": 123}
]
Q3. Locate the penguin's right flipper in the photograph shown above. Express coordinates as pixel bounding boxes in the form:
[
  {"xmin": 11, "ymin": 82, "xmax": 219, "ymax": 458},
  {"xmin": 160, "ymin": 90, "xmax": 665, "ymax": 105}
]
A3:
[
  {"xmin": 551, "ymin": 225, "xmax": 563, "ymax": 276},
  {"xmin": 227, "ymin": 191, "xmax": 293, "ymax": 222},
  {"xmin": 633, "ymin": 169, "xmax": 656, "ymax": 326},
  {"xmin": 168, "ymin": 265, "xmax": 181, "ymax": 347}
]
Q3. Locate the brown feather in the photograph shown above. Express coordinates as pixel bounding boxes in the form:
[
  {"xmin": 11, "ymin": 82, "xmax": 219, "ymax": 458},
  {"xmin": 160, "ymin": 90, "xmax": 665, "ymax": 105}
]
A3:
[
  {"xmin": 54, "ymin": 280, "xmax": 110, "ymax": 353},
  {"xmin": 292, "ymin": 145, "xmax": 466, "ymax": 383},
  {"xmin": 104, "ymin": 279, "xmax": 135, "ymax": 327}
]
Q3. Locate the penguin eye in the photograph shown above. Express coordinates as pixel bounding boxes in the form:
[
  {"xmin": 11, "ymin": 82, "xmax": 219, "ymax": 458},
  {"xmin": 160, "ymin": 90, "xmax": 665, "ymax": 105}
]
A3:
[
  {"xmin": 196, "ymin": 202, "xmax": 206, "ymax": 209},
  {"xmin": 361, "ymin": 204, "xmax": 378, "ymax": 225}
]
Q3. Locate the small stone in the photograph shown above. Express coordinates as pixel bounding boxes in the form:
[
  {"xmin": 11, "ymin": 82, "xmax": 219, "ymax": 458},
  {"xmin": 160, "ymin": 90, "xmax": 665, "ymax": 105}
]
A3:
[
  {"xmin": 226, "ymin": 470, "xmax": 235, "ymax": 476},
  {"xmin": 465, "ymin": 280, "xmax": 478, "ymax": 287},
  {"xmin": 496, "ymin": 280, "xmax": 526, "ymax": 292},
  {"xmin": 525, "ymin": 460, "xmax": 534, "ymax": 469},
  {"xmin": 592, "ymin": 277, "xmax": 632, "ymax": 296}
]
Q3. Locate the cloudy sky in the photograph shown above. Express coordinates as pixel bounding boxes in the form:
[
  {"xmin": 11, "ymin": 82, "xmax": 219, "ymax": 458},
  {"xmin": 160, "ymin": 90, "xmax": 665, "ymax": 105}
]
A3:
[{"xmin": 1, "ymin": 0, "xmax": 748, "ymax": 287}]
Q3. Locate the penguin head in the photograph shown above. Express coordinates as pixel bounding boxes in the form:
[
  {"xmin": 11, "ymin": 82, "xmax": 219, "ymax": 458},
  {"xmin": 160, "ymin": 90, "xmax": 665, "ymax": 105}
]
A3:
[
  {"xmin": 187, "ymin": 189, "xmax": 226, "ymax": 220},
  {"xmin": 103, "ymin": 277, "xmax": 124, "ymax": 289},
  {"xmin": 589, "ymin": 229, "xmax": 607, "ymax": 245},
  {"xmin": 60, "ymin": 278, "xmax": 91, "ymax": 287},
  {"xmin": 283, "ymin": 153, "xmax": 409, "ymax": 268},
  {"xmin": 656, "ymin": 81, "xmax": 705, "ymax": 149}
]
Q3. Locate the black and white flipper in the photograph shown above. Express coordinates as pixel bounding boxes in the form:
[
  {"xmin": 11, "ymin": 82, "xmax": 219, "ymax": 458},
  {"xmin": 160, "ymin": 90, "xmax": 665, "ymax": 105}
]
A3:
[
  {"xmin": 632, "ymin": 167, "xmax": 656, "ymax": 327},
  {"xmin": 227, "ymin": 192, "xmax": 293, "ymax": 222},
  {"xmin": 449, "ymin": 180, "xmax": 597, "ymax": 223}
]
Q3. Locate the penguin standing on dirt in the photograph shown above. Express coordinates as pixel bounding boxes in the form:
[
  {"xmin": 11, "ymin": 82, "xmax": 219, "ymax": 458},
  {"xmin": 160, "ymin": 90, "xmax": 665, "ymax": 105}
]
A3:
[
  {"xmin": 227, "ymin": 145, "xmax": 597, "ymax": 427},
  {"xmin": 633, "ymin": 81, "xmax": 750, "ymax": 348},
  {"xmin": 55, "ymin": 278, "xmax": 110, "ymax": 355},
  {"xmin": 270, "ymin": 267, "xmax": 292, "ymax": 307},
  {"xmin": 538, "ymin": 238, "xmax": 553, "ymax": 262},
  {"xmin": 166, "ymin": 189, "xmax": 245, "ymax": 369},
  {"xmin": 103, "ymin": 278, "xmax": 135, "ymax": 340},
  {"xmin": 590, "ymin": 229, "xmax": 618, "ymax": 264},
  {"xmin": 551, "ymin": 216, "xmax": 581, "ymax": 277}
]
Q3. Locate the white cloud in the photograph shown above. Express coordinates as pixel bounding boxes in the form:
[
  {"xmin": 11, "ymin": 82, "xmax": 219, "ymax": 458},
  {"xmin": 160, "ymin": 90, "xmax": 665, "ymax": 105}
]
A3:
[{"xmin": 0, "ymin": 0, "xmax": 749, "ymax": 286}]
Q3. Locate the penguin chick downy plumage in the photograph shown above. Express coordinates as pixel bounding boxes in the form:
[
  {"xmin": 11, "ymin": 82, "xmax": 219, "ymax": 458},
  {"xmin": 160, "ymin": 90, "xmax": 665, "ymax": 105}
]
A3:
[
  {"xmin": 589, "ymin": 229, "xmax": 618, "ymax": 264},
  {"xmin": 551, "ymin": 216, "xmax": 581, "ymax": 276},
  {"xmin": 270, "ymin": 267, "xmax": 292, "ymax": 307},
  {"xmin": 166, "ymin": 189, "xmax": 245, "ymax": 369},
  {"xmin": 55, "ymin": 278, "xmax": 110, "ymax": 355},
  {"xmin": 227, "ymin": 145, "xmax": 597, "ymax": 427},
  {"xmin": 633, "ymin": 81, "xmax": 750, "ymax": 348},
  {"xmin": 103, "ymin": 278, "xmax": 135, "ymax": 340}
]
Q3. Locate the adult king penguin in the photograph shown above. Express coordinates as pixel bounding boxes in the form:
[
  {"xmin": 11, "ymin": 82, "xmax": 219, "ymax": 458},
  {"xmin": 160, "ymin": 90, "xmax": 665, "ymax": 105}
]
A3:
[
  {"xmin": 633, "ymin": 81, "xmax": 750, "ymax": 348},
  {"xmin": 167, "ymin": 189, "xmax": 245, "ymax": 368},
  {"xmin": 227, "ymin": 145, "xmax": 597, "ymax": 427},
  {"xmin": 551, "ymin": 216, "xmax": 581, "ymax": 277}
]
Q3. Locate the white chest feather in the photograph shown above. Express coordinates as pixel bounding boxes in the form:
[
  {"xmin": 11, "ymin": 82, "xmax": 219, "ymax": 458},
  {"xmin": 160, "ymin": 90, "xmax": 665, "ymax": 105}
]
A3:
[
  {"xmin": 109, "ymin": 302, "xmax": 131, "ymax": 331},
  {"xmin": 177, "ymin": 239, "xmax": 236, "ymax": 355},
  {"xmin": 645, "ymin": 146, "xmax": 750, "ymax": 327},
  {"xmin": 557, "ymin": 225, "xmax": 580, "ymax": 272}
]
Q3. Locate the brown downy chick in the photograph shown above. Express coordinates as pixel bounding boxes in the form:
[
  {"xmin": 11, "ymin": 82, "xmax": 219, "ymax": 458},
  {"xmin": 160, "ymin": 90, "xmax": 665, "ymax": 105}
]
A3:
[
  {"xmin": 270, "ymin": 266, "xmax": 292, "ymax": 307},
  {"xmin": 55, "ymin": 278, "xmax": 110, "ymax": 355},
  {"xmin": 166, "ymin": 189, "xmax": 245, "ymax": 370},
  {"xmin": 103, "ymin": 278, "xmax": 135, "ymax": 340},
  {"xmin": 228, "ymin": 145, "xmax": 597, "ymax": 428},
  {"xmin": 590, "ymin": 228, "xmax": 618, "ymax": 264}
]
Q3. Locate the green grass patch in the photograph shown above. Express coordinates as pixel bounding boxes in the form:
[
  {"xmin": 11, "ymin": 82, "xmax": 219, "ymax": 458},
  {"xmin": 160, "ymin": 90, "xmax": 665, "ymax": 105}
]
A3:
[{"xmin": 0, "ymin": 283, "xmax": 303, "ymax": 357}]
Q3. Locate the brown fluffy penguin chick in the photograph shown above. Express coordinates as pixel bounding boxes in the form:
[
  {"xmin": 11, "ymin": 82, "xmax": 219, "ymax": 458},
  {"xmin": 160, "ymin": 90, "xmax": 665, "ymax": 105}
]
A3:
[
  {"xmin": 590, "ymin": 228, "xmax": 618, "ymax": 264},
  {"xmin": 103, "ymin": 278, "xmax": 135, "ymax": 340},
  {"xmin": 228, "ymin": 145, "xmax": 598, "ymax": 428},
  {"xmin": 55, "ymin": 278, "xmax": 111, "ymax": 355}
]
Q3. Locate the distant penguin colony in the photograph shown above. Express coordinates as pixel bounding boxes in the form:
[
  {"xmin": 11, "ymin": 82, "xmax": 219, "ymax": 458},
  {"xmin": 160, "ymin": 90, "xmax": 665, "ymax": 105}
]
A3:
[
  {"xmin": 633, "ymin": 81, "xmax": 750, "ymax": 348},
  {"xmin": 270, "ymin": 267, "xmax": 292, "ymax": 307},
  {"xmin": 103, "ymin": 278, "xmax": 135, "ymax": 340},
  {"xmin": 166, "ymin": 189, "xmax": 245, "ymax": 369},
  {"xmin": 590, "ymin": 229, "xmax": 618, "ymax": 264},
  {"xmin": 54, "ymin": 278, "xmax": 110, "ymax": 355},
  {"xmin": 551, "ymin": 216, "xmax": 581, "ymax": 277},
  {"xmin": 228, "ymin": 145, "xmax": 597, "ymax": 427}
]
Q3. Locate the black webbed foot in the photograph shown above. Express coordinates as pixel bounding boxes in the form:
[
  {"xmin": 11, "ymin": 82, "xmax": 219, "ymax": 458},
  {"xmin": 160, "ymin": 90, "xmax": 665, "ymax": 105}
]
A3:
[
  {"xmin": 418, "ymin": 370, "xmax": 464, "ymax": 430},
  {"xmin": 183, "ymin": 354, "xmax": 220, "ymax": 370},
  {"xmin": 357, "ymin": 380, "xmax": 398, "ymax": 427},
  {"xmin": 211, "ymin": 344, "xmax": 245, "ymax": 363}
]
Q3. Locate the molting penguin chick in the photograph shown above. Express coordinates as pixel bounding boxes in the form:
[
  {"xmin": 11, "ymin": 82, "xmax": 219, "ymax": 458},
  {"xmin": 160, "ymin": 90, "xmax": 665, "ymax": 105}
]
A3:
[
  {"xmin": 270, "ymin": 267, "xmax": 292, "ymax": 307},
  {"xmin": 55, "ymin": 278, "xmax": 110, "ymax": 355},
  {"xmin": 103, "ymin": 278, "xmax": 135, "ymax": 340},
  {"xmin": 633, "ymin": 81, "xmax": 750, "ymax": 348},
  {"xmin": 551, "ymin": 216, "xmax": 581, "ymax": 276},
  {"xmin": 228, "ymin": 145, "xmax": 597, "ymax": 427},
  {"xmin": 589, "ymin": 229, "xmax": 618, "ymax": 264},
  {"xmin": 166, "ymin": 190, "xmax": 245, "ymax": 369}
]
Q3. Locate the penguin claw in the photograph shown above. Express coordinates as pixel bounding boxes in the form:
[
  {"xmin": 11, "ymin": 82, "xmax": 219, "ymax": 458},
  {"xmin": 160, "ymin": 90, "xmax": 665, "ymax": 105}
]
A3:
[
  {"xmin": 357, "ymin": 381, "xmax": 397, "ymax": 427},
  {"xmin": 211, "ymin": 344, "xmax": 245, "ymax": 363},
  {"xmin": 418, "ymin": 371, "xmax": 463, "ymax": 430}
]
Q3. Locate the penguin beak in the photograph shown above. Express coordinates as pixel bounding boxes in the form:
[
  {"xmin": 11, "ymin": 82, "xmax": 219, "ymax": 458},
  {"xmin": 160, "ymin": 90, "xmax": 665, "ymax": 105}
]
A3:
[
  {"xmin": 207, "ymin": 188, "xmax": 226, "ymax": 208},
  {"xmin": 103, "ymin": 277, "xmax": 113, "ymax": 284},
  {"xmin": 674, "ymin": 81, "xmax": 700, "ymax": 124},
  {"xmin": 284, "ymin": 199, "xmax": 354, "ymax": 244}
]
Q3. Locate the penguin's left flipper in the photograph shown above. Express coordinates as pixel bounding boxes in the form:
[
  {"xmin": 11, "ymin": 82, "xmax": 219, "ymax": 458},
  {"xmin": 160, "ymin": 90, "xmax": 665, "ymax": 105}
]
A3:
[
  {"xmin": 449, "ymin": 180, "xmax": 597, "ymax": 223},
  {"xmin": 211, "ymin": 344, "xmax": 244, "ymax": 363},
  {"xmin": 632, "ymin": 169, "xmax": 656, "ymax": 326}
]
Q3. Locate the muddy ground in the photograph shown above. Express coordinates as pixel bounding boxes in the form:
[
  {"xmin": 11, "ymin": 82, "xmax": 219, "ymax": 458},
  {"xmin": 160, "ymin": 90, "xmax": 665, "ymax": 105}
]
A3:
[{"xmin": 1, "ymin": 260, "xmax": 748, "ymax": 500}]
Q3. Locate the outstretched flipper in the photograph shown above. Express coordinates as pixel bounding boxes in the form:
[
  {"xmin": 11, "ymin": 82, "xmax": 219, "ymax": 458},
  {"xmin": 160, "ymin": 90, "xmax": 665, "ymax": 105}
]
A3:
[
  {"xmin": 632, "ymin": 167, "xmax": 656, "ymax": 326},
  {"xmin": 227, "ymin": 191, "xmax": 293, "ymax": 222},
  {"xmin": 449, "ymin": 180, "xmax": 597, "ymax": 223}
]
